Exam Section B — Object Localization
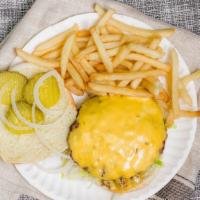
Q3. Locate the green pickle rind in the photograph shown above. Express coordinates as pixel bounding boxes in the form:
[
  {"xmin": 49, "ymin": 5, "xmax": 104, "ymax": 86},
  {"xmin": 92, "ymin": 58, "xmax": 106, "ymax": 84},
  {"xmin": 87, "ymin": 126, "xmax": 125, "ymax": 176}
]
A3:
[
  {"xmin": 5, "ymin": 101, "xmax": 44, "ymax": 134},
  {"xmin": 23, "ymin": 73, "xmax": 60, "ymax": 108},
  {"xmin": 0, "ymin": 71, "xmax": 27, "ymax": 105}
]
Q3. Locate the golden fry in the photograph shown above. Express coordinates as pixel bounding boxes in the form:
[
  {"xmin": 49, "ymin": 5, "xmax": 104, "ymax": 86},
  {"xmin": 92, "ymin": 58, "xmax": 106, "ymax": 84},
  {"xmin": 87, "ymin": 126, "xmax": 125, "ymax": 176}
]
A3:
[
  {"xmin": 181, "ymin": 70, "xmax": 200, "ymax": 86},
  {"xmin": 16, "ymin": 48, "xmax": 59, "ymax": 69},
  {"xmin": 80, "ymin": 58, "xmax": 96, "ymax": 74},
  {"xmin": 88, "ymin": 82, "xmax": 152, "ymax": 97},
  {"xmin": 149, "ymin": 37, "xmax": 161, "ymax": 50},
  {"xmin": 101, "ymin": 34, "xmax": 122, "ymax": 42},
  {"xmin": 87, "ymin": 47, "xmax": 119, "ymax": 61},
  {"xmin": 96, "ymin": 9, "xmax": 115, "ymax": 28},
  {"xmin": 70, "ymin": 57, "xmax": 89, "ymax": 82},
  {"xmin": 104, "ymin": 41, "xmax": 121, "ymax": 49},
  {"xmin": 76, "ymin": 30, "xmax": 90, "ymax": 37},
  {"xmin": 94, "ymin": 4, "xmax": 175, "ymax": 37},
  {"xmin": 94, "ymin": 64, "xmax": 106, "ymax": 72},
  {"xmin": 91, "ymin": 30, "xmax": 113, "ymax": 72},
  {"xmin": 67, "ymin": 62, "xmax": 85, "ymax": 90},
  {"xmin": 127, "ymin": 53, "xmax": 170, "ymax": 71},
  {"xmin": 77, "ymin": 42, "xmax": 87, "ymax": 49},
  {"xmin": 120, "ymin": 35, "xmax": 149, "ymax": 45},
  {"xmin": 76, "ymin": 36, "xmax": 90, "ymax": 42},
  {"xmin": 129, "ymin": 43, "xmax": 162, "ymax": 59},
  {"xmin": 91, "ymin": 70, "xmax": 166, "ymax": 81},
  {"xmin": 178, "ymin": 110, "xmax": 200, "ymax": 118},
  {"xmin": 87, "ymin": 87, "xmax": 107, "ymax": 96},
  {"xmin": 171, "ymin": 49, "xmax": 179, "ymax": 116},
  {"xmin": 118, "ymin": 80, "xmax": 130, "ymax": 87},
  {"xmin": 71, "ymin": 43, "xmax": 80, "ymax": 56},
  {"xmin": 113, "ymin": 45, "xmax": 130, "ymax": 68},
  {"xmin": 120, "ymin": 60, "xmax": 133, "ymax": 70},
  {"xmin": 42, "ymin": 48, "xmax": 61, "ymax": 59},
  {"xmin": 76, "ymin": 46, "xmax": 96, "ymax": 61},
  {"xmin": 65, "ymin": 79, "xmax": 84, "ymax": 96},
  {"xmin": 60, "ymin": 33, "xmax": 76, "ymax": 78},
  {"xmin": 132, "ymin": 61, "xmax": 144, "ymax": 71},
  {"xmin": 130, "ymin": 79, "xmax": 142, "ymax": 89},
  {"xmin": 106, "ymin": 25, "xmax": 122, "ymax": 34},
  {"xmin": 141, "ymin": 63, "xmax": 151, "ymax": 71},
  {"xmin": 33, "ymin": 24, "xmax": 78, "ymax": 56}
]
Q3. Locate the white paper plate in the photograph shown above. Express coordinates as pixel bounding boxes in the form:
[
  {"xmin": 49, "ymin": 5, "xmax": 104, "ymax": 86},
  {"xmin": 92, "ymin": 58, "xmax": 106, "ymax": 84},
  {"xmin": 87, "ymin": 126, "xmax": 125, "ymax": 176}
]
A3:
[{"xmin": 9, "ymin": 13, "xmax": 197, "ymax": 200}]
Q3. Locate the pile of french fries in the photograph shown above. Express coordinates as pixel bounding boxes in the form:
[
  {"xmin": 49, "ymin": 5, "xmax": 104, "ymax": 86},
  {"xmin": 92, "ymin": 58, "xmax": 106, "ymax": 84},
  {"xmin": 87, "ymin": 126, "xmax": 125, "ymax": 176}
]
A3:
[{"xmin": 16, "ymin": 4, "xmax": 200, "ymax": 127}]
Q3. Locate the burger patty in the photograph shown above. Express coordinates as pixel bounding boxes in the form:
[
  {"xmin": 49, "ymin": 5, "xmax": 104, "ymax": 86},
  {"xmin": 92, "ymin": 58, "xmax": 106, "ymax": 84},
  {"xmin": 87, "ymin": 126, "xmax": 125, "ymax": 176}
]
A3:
[{"xmin": 68, "ymin": 96, "xmax": 166, "ymax": 192}]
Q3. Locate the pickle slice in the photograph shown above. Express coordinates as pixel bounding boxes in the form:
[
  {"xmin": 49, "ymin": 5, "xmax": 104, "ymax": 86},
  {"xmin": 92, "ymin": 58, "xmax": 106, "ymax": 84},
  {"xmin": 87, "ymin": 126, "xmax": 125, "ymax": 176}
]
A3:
[
  {"xmin": 0, "ymin": 71, "xmax": 27, "ymax": 105},
  {"xmin": 23, "ymin": 73, "xmax": 60, "ymax": 108},
  {"xmin": 5, "ymin": 101, "xmax": 44, "ymax": 134}
]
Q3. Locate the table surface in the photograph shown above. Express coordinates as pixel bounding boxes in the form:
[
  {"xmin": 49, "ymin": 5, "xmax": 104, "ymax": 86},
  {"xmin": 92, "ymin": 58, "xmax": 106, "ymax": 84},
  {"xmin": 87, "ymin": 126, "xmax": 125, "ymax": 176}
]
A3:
[{"xmin": 0, "ymin": 1, "xmax": 200, "ymax": 200}]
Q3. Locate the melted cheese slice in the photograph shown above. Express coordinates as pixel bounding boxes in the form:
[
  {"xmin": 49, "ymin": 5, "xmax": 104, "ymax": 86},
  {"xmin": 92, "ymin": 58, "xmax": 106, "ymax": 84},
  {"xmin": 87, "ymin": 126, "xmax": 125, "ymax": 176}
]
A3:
[{"xmin": 68, "ymin": 96, "xmax": 166, "ymax": 180}]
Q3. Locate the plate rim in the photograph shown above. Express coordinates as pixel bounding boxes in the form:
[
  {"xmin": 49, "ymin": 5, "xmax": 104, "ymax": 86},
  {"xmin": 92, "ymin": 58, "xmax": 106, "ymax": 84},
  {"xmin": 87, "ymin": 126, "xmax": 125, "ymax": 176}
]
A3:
[{"xmin": 12, "ymin": 12, "xmax": 197, "ymax": 200}]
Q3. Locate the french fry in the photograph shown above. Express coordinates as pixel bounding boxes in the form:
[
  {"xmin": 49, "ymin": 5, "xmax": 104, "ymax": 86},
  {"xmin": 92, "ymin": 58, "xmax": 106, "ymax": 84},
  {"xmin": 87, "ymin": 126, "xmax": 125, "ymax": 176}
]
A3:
[
  {"xmin": 94, "ymin": 4, "xmax": 175, "ymax": 37},
  {"xmin": 65, "ymin": 79, "xmax": 84, "ymax": 96},
  {"xmin": 94, "ymin": 3, "xmax": 105, "ymax": 15},
  {"xmin": 171, "ymin": 49, "xmax": 179, "ymax": 117},
  {"xmin": 118, "ymin": 80, "xmax": 130, "ymax": 87},
  {"xmin": 165, "ymin": 108, "xmax": 174, "ymax": 127},
  {"xmin": 106, "ymin": 25, "xmax": 122, "ymax": 34},
  {"xmin": 77, "ymin": 42, "xmax": 87, "ymax": 49},
  {"xmin": 70, "ymin": 57, "xmax": 89, "ymax": 82},
  {"xmin": 76, "ymin": 46, "xmax": 96, "ymax": 61},
  {"xmin": 80, "ymin": 58, "xmax": 96, "ymax": 74},
  {"xmin": 101, "ymin": 34, "xmax": 122, "ymax": 42},
  {"xmin": 109, "ymin": 19, "xmax": 175, "ymax": 37},
  {"xmin": 71, "ymin": 43, "xmax": 80, "ymax": 56},
  {"xmin": 91, "ymin": 70, "xmax": 166, "ymax": 81},
  {"xmin": 178, "ymin": 110, "xmax": 200, "ymax": 118},
  {"xmin": 87, "ymin": 87, "xmax": 107, "ymax": 96},
  {"xmin": 94, "ymin": 80, "xmax": 116, "ymax": 86},
  {"xmin": 132, "ymin": 61, "xmax": 144, "ymax": 71},
  {"xmin": 149, "ymin": 37, "xmax": 161, "ymax": 50},
  {"xmin": 104, "ymin": 41, "xmax": 121, "ymax": 49},
  {"xmin": 76, "ymin": 36, "xmax": 90, "ymax": 42},
  {"xmin": 16, "ymin": 48, "xmax": 59, "ymax": 69},
  {"xmin": 141, "ymin": 63, "xmax": 151, "ymax": 70},
  {"xmin": 120, "ymin": 35, "xmax": 149, "ymax": 45},
  {"xmin": 156, "ymin": 99, "xmax": 169, "ymax": 117},
  {"xmin": 88, "ymin": 82, "xmax": 152, "ymax": 97},
  {"xmin": 179, "ymin": 82, "xmax": 192, "ymax": 106},
  {"xmin": 91, "ymin": 30, "xmax": 113, "ymax": 72},
  {"xmin": 100, "ymin": 26, "xmax": 109, "ymax": 35},
  {"xmin": 128, "ymin": 43, "xmax": 162, "ymax": 59},
  {"xmin": 120, "ymin": 60, "xmax": 133, "ymax": 70},
  {"xmin": 127, "ymin": 53, "xmax": 170, "ymax": 71},
  {"xmin": 87, "ymin": 47, "xmax": 119, "ymax": 61},
  {"xmin": 96, "ymin": 9, "xmax": 115, "ymax": 28},
  {"xmin": 89, "ymin": 60, "xmax": 101, "ymax": 66},
  {"xmin": 113, "ymin": 45, "xmax": 130, "ymax": 68},
  {"xmin": 114, "ymin": 65, "xmax": 128, "ymax": 71},
  {"xmin": 42, "ymin": 48, "xmax": 61, "ymax": 59},
  {"xmin": 94, "ymin": 64, "xmax": 106, "ymax": 72},
  {"xmin": 142, "ymin": 79, "xmax": 169, "ymax": 102},
  {"xmin": 87, "ymin": 37, "xmax": 94, "ymax": 47},
  {"xmin": 60, "ymin": 33, "xmax": 76, "ymax": 78},
  {"xmin": 67, "ymin": 62, "xmax": 85, "ymax": 90},
  {"xmin": 181, "ymin": 70, "xmax": 200, "ymax": 86},
  {"xmin": 56, "ymin": 68, "xmax": 70, "ymax": 79},
  {"xmin": 130, "ymin": 79, "xmax": 142, "ymax": 89},
  {"xmin": 77, "ymin": 30, "xmax": 90, "ymax": 37},
  {"xmin": 33, "ymin": 24, "xmax": 78, "ymax": 56}
]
